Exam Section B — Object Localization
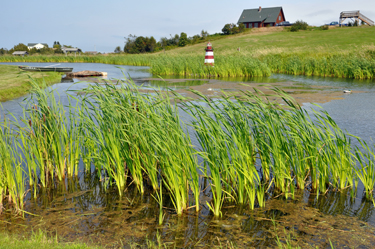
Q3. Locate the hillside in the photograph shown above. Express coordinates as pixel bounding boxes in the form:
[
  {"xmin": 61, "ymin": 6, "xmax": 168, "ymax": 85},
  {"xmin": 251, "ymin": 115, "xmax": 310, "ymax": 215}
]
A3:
[{"xmin": 161, "ymin": 26, "xmax": 375, "ymax": 57}]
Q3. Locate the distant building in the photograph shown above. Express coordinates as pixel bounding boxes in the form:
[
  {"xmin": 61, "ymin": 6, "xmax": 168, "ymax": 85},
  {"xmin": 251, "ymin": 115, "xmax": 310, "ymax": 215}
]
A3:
[
  {"xmin": 62, "ymin": 47, "xmax": 82, "ymax": 54},
  {"xmin": 12, "ymin": 51, "xmax": 29, "ymax": 56},
  {"xmin": 237, "ymin": 6, "xmax": 286, "ymax": 28},
  {"xmin": 27, "ymin": 43, "xmax": 48, "ymax": 50},
  {"xmin": 85, "ymin": 51, "xmax": 98, "ymax": 55}
]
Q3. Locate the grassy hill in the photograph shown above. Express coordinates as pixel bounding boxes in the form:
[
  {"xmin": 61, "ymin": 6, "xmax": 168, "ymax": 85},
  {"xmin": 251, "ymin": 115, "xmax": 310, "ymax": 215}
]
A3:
[{"xmin": 162, "ymin": 26, "xmax": 375, "ymax": 57}]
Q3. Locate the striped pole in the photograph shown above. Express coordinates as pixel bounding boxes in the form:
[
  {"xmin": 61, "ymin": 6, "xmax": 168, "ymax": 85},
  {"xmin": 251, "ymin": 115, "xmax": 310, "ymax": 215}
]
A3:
[{"xmin": 204, "ymin": 42, "xmax": 214, "ymax": 66}]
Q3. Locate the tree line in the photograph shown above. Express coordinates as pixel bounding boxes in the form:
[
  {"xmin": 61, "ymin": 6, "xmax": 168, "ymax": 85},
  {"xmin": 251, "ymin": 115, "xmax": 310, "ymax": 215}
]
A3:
[{"xmin": 120, "ymin": 30, "xmax": 210, "ymax": 54}]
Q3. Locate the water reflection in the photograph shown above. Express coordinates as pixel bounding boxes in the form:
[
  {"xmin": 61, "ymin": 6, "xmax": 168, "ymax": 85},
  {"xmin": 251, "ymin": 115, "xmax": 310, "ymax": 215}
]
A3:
[{"xmin": 1, "ymin": 173, "xmax": 374, "ymax": 248}]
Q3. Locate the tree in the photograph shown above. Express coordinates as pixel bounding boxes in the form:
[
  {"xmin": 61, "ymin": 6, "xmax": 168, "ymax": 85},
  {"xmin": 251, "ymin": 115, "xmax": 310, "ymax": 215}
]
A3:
[
  {"xmin": 134, "ymin": 36, "xmax": 147, "ymax": 53},
  {"xmin": 292, "ymin": 20, "xmax": 308, "ymax": 31},
  {"xmin": 222, "ymin": 24, "xmax": 232, "ymax": 35},
  {"xmin": 124, "ymin": 34, "xmax": 137, "ymax": 53},
  {"xmin": 191, "ymin": 35, "xmax": 202, "ymax": 44},
  {"xmin": 201, "ymin": 30, "xmax": 209, "ymax": 39},
  {"xmin": 53, "ymin": 41, "xmax": 61, "ymax": 49},
  {"xmin": 0, "ymin": 48, "xmax": 8, "ymax": 55},
  {"xmin": 12, "ymin": 43, "xmax": 28, "ymax": 51},
  {"xmin": 114, "ymin": 46, "xmax": 121, "ymax": 53},
  {"xmin": 160, "ymin": 37, "xmax": 168, "ymax": 48},
  {"xmin": 170, "ymin": 34, "xmax": 179, "ymax": 46},
  {"xmin": 146, "ymin": 36, "xmax": 156, "ymax": 52},
  {"xmin": 178, "ymin": 32, "xmax": 188, "ymax": 47},
  {"xmin": 238, "ymin": 23, "xmax": 246, "ymax": 32},
  {"xmin": 8, "ymin": 43, "xmax": 28, "ymax": 54},
  {"xmin": 232, "ymin": 26, "xmax": 240, "ymax": 34},
  {"xmin": 54, "ymin": 48, "xmax": 63, "ymax": 54}
]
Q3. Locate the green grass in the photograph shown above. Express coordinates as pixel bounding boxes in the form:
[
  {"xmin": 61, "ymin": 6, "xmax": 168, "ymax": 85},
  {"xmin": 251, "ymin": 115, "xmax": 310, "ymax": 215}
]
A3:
[
  {"xmin": 163, "ymin": 26, "xmax": 375, "ymax": 56},
  {"xmin": 0, "ymin": 230, "xmax": 96, "ymax": 249},
  {"xmin": 0, "ymin": 65, "xmax": 62, "ymax": 101}
]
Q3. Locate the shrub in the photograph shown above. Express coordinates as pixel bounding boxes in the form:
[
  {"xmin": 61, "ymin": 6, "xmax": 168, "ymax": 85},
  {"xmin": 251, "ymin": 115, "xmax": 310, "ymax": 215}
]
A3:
[
  {"xmin": 290, "ymin": 20, "xmax": 309, "ymax": 32},
  {"xmin": 290, "ymin": 25, "xmax": 299, "ymax": 32},
  {"xmin": 321, "ymin": 25, "xmax": 329, "ymax": 30}
]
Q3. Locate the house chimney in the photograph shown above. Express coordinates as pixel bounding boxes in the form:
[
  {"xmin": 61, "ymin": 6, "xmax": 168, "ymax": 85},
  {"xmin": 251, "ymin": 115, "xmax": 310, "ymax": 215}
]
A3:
[{"xmin": 259, "ymin": 6, "xmax": 262, "ymax": 12}]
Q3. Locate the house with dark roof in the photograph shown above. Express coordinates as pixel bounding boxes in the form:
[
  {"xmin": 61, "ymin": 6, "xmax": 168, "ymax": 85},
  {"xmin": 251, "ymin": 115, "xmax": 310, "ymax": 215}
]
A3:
[
  {"xmin": 237, "ymin": 6, "xmax": 286, "ymax": 28},
  {"xmin": 27, "ymin": 43, "xmax": 49, "ymax": 50}
]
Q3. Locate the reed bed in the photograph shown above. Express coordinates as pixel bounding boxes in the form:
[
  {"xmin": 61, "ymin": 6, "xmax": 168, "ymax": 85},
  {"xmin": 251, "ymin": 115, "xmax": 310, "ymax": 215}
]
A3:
[
  {"xmin": 2, "ymin": 52, "xmax": 375, "ymax": 79},
  {"xmin": 1, "ymin": 77, "xmax": 375, "ymax": 217},
  {"xmin": 0, "ymin": 54, "xmax": 271, "ymax": 78},
  {"xmin": 262, "ymin": 54, "xmax": 375, "ymax": 79}
]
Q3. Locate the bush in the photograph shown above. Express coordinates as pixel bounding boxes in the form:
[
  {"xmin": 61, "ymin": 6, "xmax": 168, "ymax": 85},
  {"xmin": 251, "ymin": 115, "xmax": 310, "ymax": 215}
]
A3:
[
  {"xmin": 321, "ymin": 25, "xmax": 329, "ymax": 30},
  {"xmin": 290, "ymin": 20, "xmax": 308, "ymax": 32},
  {"xmin": 290, "ymin": 25, "xmax": 299, "ymax": 32}
]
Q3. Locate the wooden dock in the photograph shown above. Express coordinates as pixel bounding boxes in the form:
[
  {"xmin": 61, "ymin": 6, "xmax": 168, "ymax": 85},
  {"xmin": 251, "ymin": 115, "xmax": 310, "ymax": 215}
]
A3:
[{"xmin": 340, "ymin": 11, "xmax": 374, "ymax": 26}]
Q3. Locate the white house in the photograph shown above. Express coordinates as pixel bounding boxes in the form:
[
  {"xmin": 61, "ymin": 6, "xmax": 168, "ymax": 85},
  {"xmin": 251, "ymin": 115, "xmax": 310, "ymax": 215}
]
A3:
[{"xmin": 27, "ymin": 43, "xmax": 48, "ymax": 50}]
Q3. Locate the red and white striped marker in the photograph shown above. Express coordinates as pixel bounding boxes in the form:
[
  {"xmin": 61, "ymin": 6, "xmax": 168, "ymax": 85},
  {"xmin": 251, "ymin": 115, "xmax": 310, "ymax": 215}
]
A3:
[{"xmin": 204, "ymin": 42, "xmax": 214, "ymax": 66}]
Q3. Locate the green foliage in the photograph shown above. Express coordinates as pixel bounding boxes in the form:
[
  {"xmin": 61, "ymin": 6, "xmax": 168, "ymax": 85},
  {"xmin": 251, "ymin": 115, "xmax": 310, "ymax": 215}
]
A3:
[
  {"xmin": 222, "ymin": 23, "xmax": 246, "ymax": 35},
  {"xmin": 290, "ymin": 20, "xmax": 308, "ymax": 32},
  {"xmin": 232, "ymin": 26, "xmax": 240, "ymax": 34},
  {"xmin": 178, "ymin": 32, "xmax": 188, "ymax": 47},
  {"xmin": 238, "ymin": 23, "xmax": 246, "ymax": 32},
  {"xmin": 124, "ymin": 35, "xmax": 158, "ymax": 54},
  {"xmin": 54, "ymin": 48, "xmax": 64, "ymax": 54},
  {"xmin": 53, "ymin": 41, "xmax": 61, "ymax": 49},
  {"xmin": 114, "ymin": 46, "xmax": 121, "ymax": 53},
  {"xmin": 0, "ymin": 48, "xmax": 8, "ymax": 55},
  {"xmin": 8, "ymin": 43, "xmax": 28, "ymax": 54},
  {"xmin": 201, "ymin": 30, "xmax": 209, "ymax": 39},
  {"xmin": 321, "ymin": 25, "xmax": 329, "ymax": 30},
  {"xmin": 222, "ymin": 23, "xmax": 232, "ymax": 35}
]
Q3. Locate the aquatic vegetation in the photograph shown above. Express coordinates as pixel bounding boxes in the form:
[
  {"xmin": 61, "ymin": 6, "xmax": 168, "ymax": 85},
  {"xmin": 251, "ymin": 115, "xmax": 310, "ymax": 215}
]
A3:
[
  {"xmin": 2, "ymin": 51, "xmax": 375, "ymax": 79},
  {"xmin": 1, "ymin": 76, "xmax": 375, "ymax": 219}
]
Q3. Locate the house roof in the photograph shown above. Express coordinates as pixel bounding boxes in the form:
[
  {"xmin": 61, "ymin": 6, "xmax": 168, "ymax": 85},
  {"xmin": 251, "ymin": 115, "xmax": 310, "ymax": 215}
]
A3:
[
  {"xmin": 238, "ymin": 7, "xmax": 284, "ymax": 24},
  {"xmin": 62, "ymin": 47, "xmax": 82, "ymax": 52},
  {"xmin": 27, "ymin": 43, "xmax": 48, "ymax": 47},
  {"xmin": 12, "ymin": 51, "xmax": 29, "ymax": 55}
]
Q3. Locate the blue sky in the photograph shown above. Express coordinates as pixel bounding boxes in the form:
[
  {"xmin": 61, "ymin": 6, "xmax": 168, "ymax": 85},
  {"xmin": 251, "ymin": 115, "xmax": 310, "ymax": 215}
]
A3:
[{"xmin": 1, "ymin": 0, "xmax": 374, "ymax": 53}]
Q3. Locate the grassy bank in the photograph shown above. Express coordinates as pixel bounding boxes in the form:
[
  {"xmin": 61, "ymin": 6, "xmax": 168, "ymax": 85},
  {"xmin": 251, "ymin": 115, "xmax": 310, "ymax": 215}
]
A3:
[
  {"xmin": 0, "ymin": 26, "xmax": 375, "ymax": 79},
  {"xmin": 0, "ymin": 65, "xmax": 62, "ymax": 101}
]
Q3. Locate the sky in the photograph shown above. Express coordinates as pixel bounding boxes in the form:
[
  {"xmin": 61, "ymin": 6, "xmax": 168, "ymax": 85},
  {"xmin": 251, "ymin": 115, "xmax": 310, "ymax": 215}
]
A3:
[{"xmin": 1, "ymin": 0, "xmax": 374, "ymax": 53}]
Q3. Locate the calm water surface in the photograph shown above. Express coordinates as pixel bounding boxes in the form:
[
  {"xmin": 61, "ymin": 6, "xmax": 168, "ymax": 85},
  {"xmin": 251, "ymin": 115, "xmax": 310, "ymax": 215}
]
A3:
[{"xmin": 1, "ymin": 62, "xmax": 375, "ymax": 248}]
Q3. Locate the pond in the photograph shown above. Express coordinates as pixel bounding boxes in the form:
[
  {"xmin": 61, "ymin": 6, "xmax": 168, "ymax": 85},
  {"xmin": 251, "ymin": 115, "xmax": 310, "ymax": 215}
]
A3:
[{"xmin": 1, "ymin": 62, "xmax": 375, "ymax": 248}]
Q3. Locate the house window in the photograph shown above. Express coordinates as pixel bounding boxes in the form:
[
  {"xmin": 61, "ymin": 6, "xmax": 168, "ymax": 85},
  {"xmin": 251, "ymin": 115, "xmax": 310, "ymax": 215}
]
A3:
[{"xmin": 279, "ymin": 16, "xmax": 281, "ymax": 21}]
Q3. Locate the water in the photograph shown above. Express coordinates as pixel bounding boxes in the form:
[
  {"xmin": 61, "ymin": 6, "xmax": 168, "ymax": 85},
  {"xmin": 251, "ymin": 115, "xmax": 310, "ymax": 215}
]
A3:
[{"xmin": 1, "ymin": 62, "xmax": 375, "ymax": 247}]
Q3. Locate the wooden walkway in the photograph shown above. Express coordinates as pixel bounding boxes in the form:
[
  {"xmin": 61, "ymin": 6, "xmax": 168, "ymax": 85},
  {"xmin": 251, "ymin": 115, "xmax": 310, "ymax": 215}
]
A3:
[{"xmin": 340, "ymin": 11, "xmax": 374, "ymax": 26}]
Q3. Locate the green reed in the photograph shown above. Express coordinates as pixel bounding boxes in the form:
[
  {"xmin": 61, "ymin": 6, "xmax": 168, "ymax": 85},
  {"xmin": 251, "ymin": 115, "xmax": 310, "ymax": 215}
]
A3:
[
  {"xmin": 2, "ymin": 75, "xmax": 375, "ymax": 216},
  {"xmin": 0, "ymin": 118, "xmax": 25, "ymax": 214},
  {"xmin": 2, "ymin": 52, "xmax": 375, "ymax": 79}
]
